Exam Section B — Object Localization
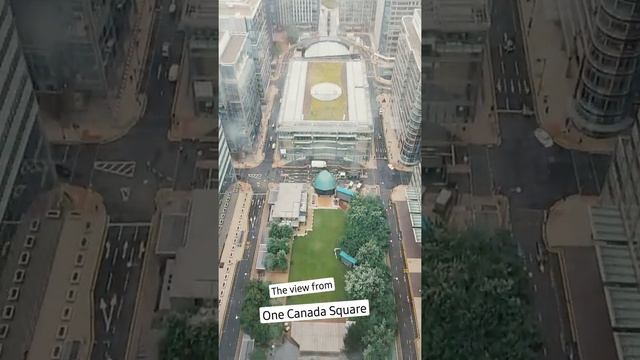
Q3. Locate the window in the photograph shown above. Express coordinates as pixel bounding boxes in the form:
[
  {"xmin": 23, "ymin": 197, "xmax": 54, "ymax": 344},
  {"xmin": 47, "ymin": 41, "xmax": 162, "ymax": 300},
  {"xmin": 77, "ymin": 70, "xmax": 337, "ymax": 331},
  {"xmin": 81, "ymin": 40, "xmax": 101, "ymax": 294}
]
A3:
[
  {"xmin": 2, "ymin": 306, "xmax": 14, "ymax": 320},
  {"xmin": 80, "ymin": 237, "xmax": 88, "ymax": 248},
  {"xmin": 0, "ymin": 324, "xmax": 9, "ymax": 339},
  {"xmin": 7, "ymin": 287, "xmax": 19, "ymax": 302},
  {"xmin": 13, "ymin": 269, "xmax": 25, "ymax": 284},
  {"xmin": 66, "ymin": 288, "xmax": 77, "ymax": 302},
  {"xmin": 51, "ymin": 345, "xmax": 62, "ymax": 359},
  {"xmin": 56, "ymin": 325, "xmax": 67, "ymax": 340},
  {"xmin": 61, "ymin": 307, "xmax": 72, "ymax": 321},
  {"xmin": 74, "ymin": 253, "xmax": 84, "ymax": 267},
  {"xmin": 70, "ymin": 270, "xmax": 80, "ymax": 284}
]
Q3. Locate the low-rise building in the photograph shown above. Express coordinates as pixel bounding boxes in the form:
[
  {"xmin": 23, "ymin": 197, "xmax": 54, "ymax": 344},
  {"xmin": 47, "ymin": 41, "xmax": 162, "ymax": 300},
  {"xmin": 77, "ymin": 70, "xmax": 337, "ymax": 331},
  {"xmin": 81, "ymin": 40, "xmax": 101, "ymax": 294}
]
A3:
[
  {"xmin": 157, "ymin": 190, "xmax": 217, "ymax": 311},
  {"xmin": 267, "ymin": 183, "xmax": 308, "ymax": 228}
]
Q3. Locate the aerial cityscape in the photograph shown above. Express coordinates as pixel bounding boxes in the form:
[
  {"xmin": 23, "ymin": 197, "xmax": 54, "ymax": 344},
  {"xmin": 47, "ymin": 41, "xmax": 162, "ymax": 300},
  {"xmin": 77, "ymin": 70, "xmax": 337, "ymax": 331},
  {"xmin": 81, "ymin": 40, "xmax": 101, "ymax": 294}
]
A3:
[{"xmin": 219, "ymin": 0, "xmax": 421, "ymax": 358}]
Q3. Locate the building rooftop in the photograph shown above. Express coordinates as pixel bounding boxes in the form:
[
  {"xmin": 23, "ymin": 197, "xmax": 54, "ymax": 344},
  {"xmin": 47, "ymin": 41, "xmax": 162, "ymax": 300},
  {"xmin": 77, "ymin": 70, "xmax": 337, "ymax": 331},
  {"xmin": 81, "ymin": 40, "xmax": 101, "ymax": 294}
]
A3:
[
  {"xmin": 270, "ymin": 183, "xmax": 307, "ymax": 220},
  {"xmin": 181, "ymin": 0, "xmax": 217, "ymax": 29},
  {"xmin": 424, "ymin": 0, "xmax": 490, "ymax": 31},
  {"xmin": 278, "ymin": 58, "xmax": 373, "ymax": 131},
  {"xmin": 219, "ymin": 32, "xmax": 246, "ymax": 65},
  {"xmin": 402, "ymin": 11, "xmax": 421, "ymax": 68},
  {"xmin": 155, "ymin": 198, "xmax": 190, "ymax": 255},
  {"xmin": 219, "ymin": 0, "xmax": 261, "ymax": 18},
  {"xmin": 171, "ymin": 190, "xmax": 217, "ymax": 300}
]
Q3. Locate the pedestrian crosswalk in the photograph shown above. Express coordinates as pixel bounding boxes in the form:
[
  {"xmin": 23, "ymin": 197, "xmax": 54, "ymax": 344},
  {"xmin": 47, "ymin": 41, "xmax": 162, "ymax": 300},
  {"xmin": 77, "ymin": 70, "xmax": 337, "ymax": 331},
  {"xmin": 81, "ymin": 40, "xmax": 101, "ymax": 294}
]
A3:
[
  {"xmin": 495, "ymin": 78, "xmax": 530, "ymax": 95},
  {"xmin": 94, "ymin": 161, "xmax": 136, "ymax": 178},
  {"xmin": 247, "ymin": 173, "xmax": 262, "ymax": 179}
]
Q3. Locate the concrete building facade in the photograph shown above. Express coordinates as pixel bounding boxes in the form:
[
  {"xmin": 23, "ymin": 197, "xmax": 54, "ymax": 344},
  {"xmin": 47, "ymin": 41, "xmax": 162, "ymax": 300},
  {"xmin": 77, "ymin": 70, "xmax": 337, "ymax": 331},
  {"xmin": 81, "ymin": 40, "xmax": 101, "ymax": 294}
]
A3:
[
  {"xmin": 219, "ymin": 32, "xmax": 262, "ymax": 155},
  {"xmin": 423, "ymin": 0, "xmax": 490, "ymax": 124},
  {"xmin": 0, "ymin": 0, "xmax": 56, "ymax": 224},
  {"xmin": 220, "ymin": 0, "xmax": 273, "ymax": 102},
  {"xmin": 9, "ymin": 0, "xmax": 136, "ymax": 99},
  {"xmin": 373, "ymin": 0, "xmax": 421, "ymax": 57},
  {"xmin": 274, "ymin": 0, "xmax": 319, "ymax": 32},
  {"xmin": 180, "ymin": 0, "xmax": 217, "ymax": 116},
  {"xmin": 338, "ymin": 0, "xmax": 377, "ymax": 33},
  {"xmin": 391, "ymin": 9, "xmax": 421, "ymax": 165}
]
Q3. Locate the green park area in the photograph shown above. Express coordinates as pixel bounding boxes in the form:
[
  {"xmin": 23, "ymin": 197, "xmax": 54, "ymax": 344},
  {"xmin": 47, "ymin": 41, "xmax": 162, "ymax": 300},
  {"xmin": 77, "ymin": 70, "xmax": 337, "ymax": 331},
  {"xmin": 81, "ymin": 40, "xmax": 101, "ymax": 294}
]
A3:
[
  {"xmin": 287, "ymin": 209, "xmax": 347, "ymax": 305},
  {"xmin": 306, "ymin": 62, "xmax": 347, "ymax": 121},
  {"xmin": 322, "ymin": 0, "xmax": 338, "ymax": 9}
]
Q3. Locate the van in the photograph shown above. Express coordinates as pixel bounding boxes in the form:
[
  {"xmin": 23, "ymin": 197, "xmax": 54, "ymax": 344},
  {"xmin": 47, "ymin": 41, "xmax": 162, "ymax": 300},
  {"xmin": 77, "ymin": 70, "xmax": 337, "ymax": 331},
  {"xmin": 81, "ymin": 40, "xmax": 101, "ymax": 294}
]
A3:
[
  {"xmin": 271, "ymin": 143, "xmax": 276, "ymax": 150},
  {"xmin": 162, "ymin": 42, "xmax": 170, "ymax": 58}
]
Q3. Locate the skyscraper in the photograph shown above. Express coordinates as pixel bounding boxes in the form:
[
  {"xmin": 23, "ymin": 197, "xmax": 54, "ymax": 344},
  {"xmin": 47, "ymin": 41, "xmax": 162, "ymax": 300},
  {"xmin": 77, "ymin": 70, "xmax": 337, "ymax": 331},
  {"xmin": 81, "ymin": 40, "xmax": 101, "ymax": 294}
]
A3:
[
  {"xmin": 218, "ymin": 126, "xmax": 236, "ymax": 193},
  {"xmin": 373, "ymin": 0, "xmax": 421, "ymax": 57},
  {"xmin": 339, "ymin": 0, "xmax": 377, "ymax": 33},
  {"xmin": 391, "ymin": 9, "xmax": 421, "ymax": 165},
  {"xmin": 9, "ymin": 0, "xmax": 136, "ymax": 98},
  {"xmin": 0, "ymin": 0, "xmax": 56, "ymax": 223},
  {"xmin": 570, "ymin": 0, "xmax": 640, "ymax": 136},
  {"xmin": 220, "ymin": 0, "xmax": 273, "ymax": 102},
  {"xmin": 219, "ymin": 32, "xmax": 263, "ymax": 155},
  {"xmin": 274, "ymin": 0, "xmax": 319, "ymax": 32}
]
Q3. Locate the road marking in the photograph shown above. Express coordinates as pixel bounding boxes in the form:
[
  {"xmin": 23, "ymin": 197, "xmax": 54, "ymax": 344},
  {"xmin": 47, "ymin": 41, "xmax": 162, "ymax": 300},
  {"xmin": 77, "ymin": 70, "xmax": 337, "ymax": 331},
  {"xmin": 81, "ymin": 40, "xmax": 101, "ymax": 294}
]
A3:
[
  {"xmin": 120, "ymin": 187, "xmax": 130, "ymax": 202},
  {"xmin": 157, "ymin": 63, "xmax": 163, "ymax": 79},
  {"xmin": 108, "ymin": 222, "xmax": 151, "ymax": 227},
  {"xmin": 500, "ymin": 61, "xmax": 505, "ymax": 74},
  {"xmin": 138, "ymin": 241, "xmax": 146, "ymax": 259},
  {"xmin": 94, "ymin": 161, "xmax": 136, "ymax": 178},
  {"xmin": 510, "ymin": 79, "xmax": 515, "ymax": 93},
  {"xmin": 123, "ymin": 272, "xmax": 130, "ymax": 290},
  {"xmin": 104, "ymin": 241, "xmax": 111, "ymax": 260},
  {"xmin": 106, "ymin": 272, "xmax": 112, "ymax": 291},
  {"xmin": 523, "ymin": 80, "xmax": 530, "ymax": 94},
  {"xmin": 112, "ymin": 248, "xmax": 119, "ymax": 266},
  {"xmin": 122, "ymin": 241, "xmax": 128, "ymax": 260},
  {"xmin": 506, "ymin": 97, "xmax": 511, "ymax": 110},
  {"xmin": 515, "ymin": 62, "xmax": 520, "ymax": 75},
  {"xmin": 496, "ymin": 79, "xmax": 503, "ymax": 93}
]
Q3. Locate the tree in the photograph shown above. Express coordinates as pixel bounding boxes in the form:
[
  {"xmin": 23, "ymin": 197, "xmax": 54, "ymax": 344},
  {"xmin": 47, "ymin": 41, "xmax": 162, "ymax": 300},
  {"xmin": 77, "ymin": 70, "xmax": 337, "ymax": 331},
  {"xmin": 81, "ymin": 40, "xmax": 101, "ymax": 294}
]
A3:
[
  {"xmin": 345, "ymin": 265, "xmax": 389, "ymax": 302},
  {"xmin": 269, "ymin": 223, "xmax": 294, "ymax": 240},
  {"xmin": 267, "ymin": 238, "xmax": 290, "ymax": 255},
  {"xmin": 160, "ymin": 314, "xmax": 217, "ymax": 360},
  {"xmin": 342, "ymin": 196, "xmax": 390, "ymax": 254},
  {"xmin": 355, "ymin": 239, "xmax": 385, "ymax": 268},
  {"xmin": 362, "ymin": 320, "xmax": 394, "ymax": 360},
  {"xmin": 424, "ymin": 225, "xmax": 541, "ymax": 360},
  {"xmin": 275, "ymin": 250, "xmax": 288, "ymax": 270},
  {"xmin": 240, "ymin": 280, "xmax": 282, "ymax": 345}
]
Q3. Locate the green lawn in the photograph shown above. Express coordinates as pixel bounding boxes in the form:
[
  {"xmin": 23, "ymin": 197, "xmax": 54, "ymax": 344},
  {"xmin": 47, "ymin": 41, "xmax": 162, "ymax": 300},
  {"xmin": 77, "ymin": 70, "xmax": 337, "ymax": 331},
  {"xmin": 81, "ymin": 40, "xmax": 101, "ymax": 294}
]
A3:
[
  {"xmin": 306, "ymin": 62, "xmax": 347, "ymax": 121},
  {"xmin": 322, "ymin": 0, "xmax": 337, "ymax": 9},
  {"xmin": 288, "ymin": 209, "xmax": 347, "ymax": 305}
]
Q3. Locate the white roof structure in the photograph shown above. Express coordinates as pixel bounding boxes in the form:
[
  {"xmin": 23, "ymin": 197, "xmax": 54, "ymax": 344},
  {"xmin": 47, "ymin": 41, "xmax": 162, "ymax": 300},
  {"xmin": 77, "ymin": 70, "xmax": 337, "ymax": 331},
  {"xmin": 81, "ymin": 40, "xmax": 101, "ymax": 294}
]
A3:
[
  {"xmin": 277, "ymin": 57, "xmax": 373, "ymax": 133},
  {"xmin": 305, "ymin": 41, "xmax": 351, "ymax": 57},
  {"xmin": 270, "ymin": 183, "xmax": 307, "ymax": 220}
]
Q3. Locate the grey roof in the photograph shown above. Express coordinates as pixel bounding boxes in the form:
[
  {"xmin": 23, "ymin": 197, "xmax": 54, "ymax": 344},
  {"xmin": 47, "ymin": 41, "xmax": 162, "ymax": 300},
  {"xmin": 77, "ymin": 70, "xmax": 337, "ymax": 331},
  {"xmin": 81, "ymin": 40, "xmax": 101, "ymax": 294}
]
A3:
[
  {"xmin": 220, "ymin": 32, "xmax": 246, "ymax": 64},
  {"xmin": 271, "ymin": 183, "xmax": 306, "ymax": 219},
  {"xmin": 172, "ymin": 190, "xmax": 217, "ymax": 300},
  {"xmin": 614, "ymin": 332, "xmax": 640, "ymax": 360},
  {"xmin": 595, "ymin": 244, "xmax": 637, "ymax": 284},
  {"xmin": 605, "ymin": 287, "xmax": 640, "ymax": 329},
  {"xmin": 591, "ymin": 206, "xmax": 628, "ymax": 243},
  {"xmin": 156, "ymin": 198, "xmax": 190, "ymax": 255}
]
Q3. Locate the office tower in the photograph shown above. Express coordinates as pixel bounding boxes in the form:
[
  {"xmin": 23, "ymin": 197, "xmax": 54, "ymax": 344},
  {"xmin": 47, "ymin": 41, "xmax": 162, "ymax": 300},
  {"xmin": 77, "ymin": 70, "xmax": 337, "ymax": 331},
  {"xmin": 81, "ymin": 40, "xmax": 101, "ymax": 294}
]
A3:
[
  {"xmin": 391, "ymin": 9, "xmax": 421, "ymax": 165},
  {"xmin": 274, "ymin": 0, "xmax": 319, "ymax": 32},
  {"xmin": 219, "ymin": 32, "xmax": 263, "ymax": 155},
  {"xmin": 0, "ymin": 0, "xmax": 56, "ymax": 223},
  {"xmin": 557, "ymin": 0, "xmax": 640, "ymax": 136},
  {"xmin": 218, "ymin": 126, "xmax": 236, "ymax": 193},
  {"xmin": 220, "ymin": 0, "xmax": 273, "ymax": 102},
  {"xmin": 339, "ymin": 0, "xmax": 377, "ymax": 33},
  {"xmin": 579, "ymin": 117, "xmax": 640, "ymax": 359},
  {"xmin": 423, "ymin": 0, "xmax": 489, "ymax": 124},
  {"xmin": 373, "ymin": 0, "xmax": 421, "ymax": 57},
  {"xmin": 9, "ymin": 0, "xmax": 136, "ymax": 98},
  {"xmin": 181, "ymin": 0, "xmax": 217, "ymax": 115}
]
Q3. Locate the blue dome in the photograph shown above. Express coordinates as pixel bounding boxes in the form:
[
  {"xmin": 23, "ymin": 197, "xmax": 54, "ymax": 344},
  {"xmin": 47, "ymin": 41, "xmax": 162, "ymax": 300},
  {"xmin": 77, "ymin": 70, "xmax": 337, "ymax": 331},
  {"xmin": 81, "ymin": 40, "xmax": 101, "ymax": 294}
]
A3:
[{"xmin": 313, "ymin": 170, "xmax": 337, "ymax": 191}]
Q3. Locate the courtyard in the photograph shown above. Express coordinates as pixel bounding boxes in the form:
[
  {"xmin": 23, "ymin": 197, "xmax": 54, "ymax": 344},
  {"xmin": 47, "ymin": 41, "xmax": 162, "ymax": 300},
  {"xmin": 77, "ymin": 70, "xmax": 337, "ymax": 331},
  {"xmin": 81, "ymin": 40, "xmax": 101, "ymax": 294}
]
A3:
[{"xmin": 287, "ymin": 209, "xmax": 347, "ymax": 305}]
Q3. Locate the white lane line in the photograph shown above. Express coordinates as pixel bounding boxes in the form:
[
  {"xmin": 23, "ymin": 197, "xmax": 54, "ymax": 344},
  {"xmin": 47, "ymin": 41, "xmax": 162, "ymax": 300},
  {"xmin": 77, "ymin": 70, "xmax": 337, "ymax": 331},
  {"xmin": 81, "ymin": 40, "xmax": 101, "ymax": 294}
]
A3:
[
  {"xmin": 500, "ymin": 61, "xmax": 505, "ymax": 74},
  {"xmin": 517, "ymin": 79, "xmax": 522, "ymax": 93},
  {"xmin": 112, "ymin": 248, "xmax": 119, "ymax": 266},
  {"xmin": 506, "ymin": 97, "xmax": 511, "ymax": 110},
  {"xmin": 515, "ymin": 62, "xmax": 520, "ymax": 75},
  {"xmin": 510, "ymin": 79, "xmax": 515, "ymax": 93},
  {"xmin": 106, "ymin": 272, "xmax": 112, "ymax": 291}
]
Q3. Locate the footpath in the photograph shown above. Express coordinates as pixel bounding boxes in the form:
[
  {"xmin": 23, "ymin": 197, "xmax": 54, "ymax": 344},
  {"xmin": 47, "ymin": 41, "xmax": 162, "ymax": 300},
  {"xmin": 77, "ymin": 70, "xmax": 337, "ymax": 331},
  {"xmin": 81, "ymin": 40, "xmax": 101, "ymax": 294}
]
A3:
[
  {"xmin": 42, "ymin": 0, "xmax": 155, "ymax": 144},
  {"xmin": 218, "ymin": 182, "xmax": 253, "ymax": 333},
  {"xmin": 517, "ymin": 0, "xmax": 614, "ymax": 153},
  {"xmin": 377, "ymin": 94, "xmax": 413, "ymax": 172}
]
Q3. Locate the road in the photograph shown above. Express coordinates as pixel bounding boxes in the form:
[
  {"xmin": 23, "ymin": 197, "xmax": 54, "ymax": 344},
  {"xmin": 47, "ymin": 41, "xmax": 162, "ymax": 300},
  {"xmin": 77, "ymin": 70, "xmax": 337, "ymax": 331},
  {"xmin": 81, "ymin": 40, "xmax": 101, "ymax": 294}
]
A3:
[
  {"xmin": 219, "ymin": 194, "xmax": 266, "ymax": 359},
  {"xmin": 92, "ymin": 223, "xmax": 149, "ymax": 360},
  {"xmin": 479, "ymin": 0, "xmax": 611, "ymax": 358}
]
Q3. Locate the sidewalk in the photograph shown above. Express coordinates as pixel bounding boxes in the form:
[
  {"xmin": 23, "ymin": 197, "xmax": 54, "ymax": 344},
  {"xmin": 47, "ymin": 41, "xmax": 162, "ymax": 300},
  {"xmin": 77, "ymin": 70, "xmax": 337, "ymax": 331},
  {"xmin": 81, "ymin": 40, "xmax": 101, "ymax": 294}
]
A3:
[
  {"xmin": 518, "ymin": 0, "xmax": 614, "ymax": 153},
  {"xmin": 218, "ymin": 182, "xmax": 253, "ymax": 334},
  {"xmin": 544, "ymin": 195, "xmax": 599, "ymax": 249},
  {"xmin": 169, "ymin": 42, "xmax": 216, "ymax": 142},
  {"xmin": 42, "ymin": 0, "xmax": 155, "ymax": 144}
]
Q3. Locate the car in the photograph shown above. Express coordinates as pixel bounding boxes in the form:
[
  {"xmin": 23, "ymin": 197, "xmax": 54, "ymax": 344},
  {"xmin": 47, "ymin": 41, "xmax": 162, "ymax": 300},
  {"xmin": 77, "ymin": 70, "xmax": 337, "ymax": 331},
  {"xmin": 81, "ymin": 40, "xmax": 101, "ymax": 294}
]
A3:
[
  {"xmin": 503, "ymin": 34, "xmax": 515, "ymax": 53},
  {"xmin": 534, "ymin": 128, "xmax": 554, "ymax": 148},
  {"xmin": 162, "ymin": 42, "xmax": 170, "ymax": 58}
]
